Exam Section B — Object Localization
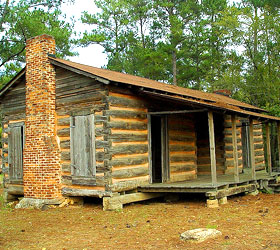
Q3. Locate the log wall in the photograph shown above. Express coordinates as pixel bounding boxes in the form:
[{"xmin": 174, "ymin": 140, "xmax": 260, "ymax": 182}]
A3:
[
  {"xmin": 1, "ymin": 78, "xmax": 26, "ymax": 199},
  {"xmin": 106, "ymin": 86, "xmax": 149, "ymax": 192},
  {"xmin": 253, "ymin": 122, "xmax": 265, "ymax": 171},
  {"xmin": 55, "ymin": 67, "xmax": 109, "ymax": 192},
  {"xmin": 168, "ymin": 114, "xmax": 197, "ymax": 182},
  {"xmin": 224, "ymin": 115, "xmax": 243, "ymax": 174}
]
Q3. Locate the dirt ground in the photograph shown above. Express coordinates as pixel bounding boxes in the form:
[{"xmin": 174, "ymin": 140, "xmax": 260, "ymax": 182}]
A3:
[{"xmin": 1, "ymin": 186, "xmax": 280, "ymax": 250}]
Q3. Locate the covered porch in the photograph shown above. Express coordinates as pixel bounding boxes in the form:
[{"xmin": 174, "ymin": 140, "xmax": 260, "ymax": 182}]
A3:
[{"xmin": 142, "ymin": 101, "xmax": 280, "ymax": 205}]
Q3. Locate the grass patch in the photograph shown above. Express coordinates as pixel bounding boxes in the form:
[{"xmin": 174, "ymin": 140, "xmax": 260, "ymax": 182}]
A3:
[
  {"xmin": 206, "ymin": 224, "xmax": 218, "ymax": 229},
  {"xmin": 0, "ymin": 173, "xmax": 3, "ymax": 188}
]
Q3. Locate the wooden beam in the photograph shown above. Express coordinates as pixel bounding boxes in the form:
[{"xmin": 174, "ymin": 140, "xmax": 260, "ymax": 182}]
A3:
[
  {"xmin": 103, "ymin": 193, "xmax": 164, "ymax": 211},
  {"xmin": 249, "ymin": 119, "xmax": 256, "ymax": 180},
  {"xmin": 148, "ymin": 109, "xmax": 207, "ymax": 115},
  {"xmin": 231, "ymin": 114, "xmax": 239, "ymax": 182},
  {"xmin": 206, "ymin": 184, "xmax": 257, "ymax": 199},
  {"xmin": 208, "ymin": 111, "xmax": 217, "ymax": 185},
  {"xmin": 266, "ymin": 123, "xmax": 272, "ymax": 175},
  {"xmin": 62, "ymin": 187, "xmax": 112, "ymax": 198}
]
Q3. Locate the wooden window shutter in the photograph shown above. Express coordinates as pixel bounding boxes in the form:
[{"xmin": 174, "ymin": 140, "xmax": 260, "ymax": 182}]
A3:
[
  {"xmin": 70, "ymin": 114, "xmax": 96, "ymax": 186},
  {"xmin": 8, "ymin": 123, "xmax": 24, "ymax": 183}
]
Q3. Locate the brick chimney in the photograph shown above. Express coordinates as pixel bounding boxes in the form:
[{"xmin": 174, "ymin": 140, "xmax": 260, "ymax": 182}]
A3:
[
  {"xmin": 24, "ymin": 34, "xmax": 61, "ymax": 201},
  {"xmin": 213, "ymin": 89, "xmax": 231, "ymax": 97}
]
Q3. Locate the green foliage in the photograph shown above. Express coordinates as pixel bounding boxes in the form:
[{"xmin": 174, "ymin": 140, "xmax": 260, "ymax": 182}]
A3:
[
  {"xmin": 76, "ymin": 0, "xmax": 280, "ymax": 116},
  {"xmin": 0, "ymin": 0, "xmax": 76, "ymax": 87}
]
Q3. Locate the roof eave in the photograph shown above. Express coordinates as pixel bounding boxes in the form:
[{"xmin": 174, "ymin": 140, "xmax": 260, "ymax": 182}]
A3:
[
  {"xmin": 49, "ymin": 58, "xmax": 110, "ymax": 85},
  {"xmin": 0, "ymin": 68, "xmax": 26, "ymax": 98}
]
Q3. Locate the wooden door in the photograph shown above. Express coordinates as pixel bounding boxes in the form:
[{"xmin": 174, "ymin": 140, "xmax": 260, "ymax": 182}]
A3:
[
  {"xmin": 70, "ymin": 114, "xmax": 96, "ymax": 185},
  {"xmin": 8, "ymin": 122, "xmax": 24, "ymax": 183}
]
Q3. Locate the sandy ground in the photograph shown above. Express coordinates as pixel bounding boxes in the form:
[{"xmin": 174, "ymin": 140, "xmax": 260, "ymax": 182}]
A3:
[{"xmin": 1, "ymin": 187, "xmax": 280, "ymax": 250}]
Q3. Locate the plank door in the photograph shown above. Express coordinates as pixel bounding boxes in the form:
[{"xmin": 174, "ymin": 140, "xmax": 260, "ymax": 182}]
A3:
[
  {"xmin": 8, "ymin": 122, "xmax": 24, "ymax": 183},
  {"xmin": 70, "ymin": 114, "xmax": 96, "ymax": 186}
]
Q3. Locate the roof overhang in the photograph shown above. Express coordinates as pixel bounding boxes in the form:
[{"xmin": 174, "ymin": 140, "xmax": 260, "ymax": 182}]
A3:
[{"xmin": 0, "ymin": 68, "xmax": 25, "ymax": 98}]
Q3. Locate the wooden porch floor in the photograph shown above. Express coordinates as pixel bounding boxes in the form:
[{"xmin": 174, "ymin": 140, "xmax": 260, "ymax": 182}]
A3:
[{"xmin": 139, "ymin": 170, "xmax": 279, "ymax": 193}]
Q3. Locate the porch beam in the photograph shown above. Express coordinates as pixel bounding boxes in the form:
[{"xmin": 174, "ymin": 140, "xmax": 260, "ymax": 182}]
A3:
[
  {"xmin": 249, "ymin": 118, "xmax": 256, "ymax": 180},
  {"xmin": 266, "ymin": 122, "xmax": 272, "ymax": 175},
  {"xmin": 231, "ymin": 114, "xmax": 239, "ymax": 182},
  {"xmin": 208, "ymin": 111, "xmax": 217, "ymax": 186},
  {"xmin": 148, "ymin": 109, "xmax": 207, "ymax": 115}
]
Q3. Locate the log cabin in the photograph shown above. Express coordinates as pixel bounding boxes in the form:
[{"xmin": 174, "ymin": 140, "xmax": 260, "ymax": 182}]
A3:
[{"xmin": 1, "ymin": 34, "xmax": 280, "ymax": 210}]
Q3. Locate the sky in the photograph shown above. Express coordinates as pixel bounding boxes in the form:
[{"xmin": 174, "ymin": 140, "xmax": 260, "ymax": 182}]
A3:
[
  {"xmin": 62, "ymin": 0, "xmax": 107, "ymax": 68},
  {"xmin": 62, "ymin": 0, "xmax": 241, "ymax": 68}
]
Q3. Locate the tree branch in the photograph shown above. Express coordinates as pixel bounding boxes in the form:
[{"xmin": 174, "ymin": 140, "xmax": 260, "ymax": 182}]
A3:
[{"xmin": 0, "ymin": 45, "xmax": 25, "ymax": 68}]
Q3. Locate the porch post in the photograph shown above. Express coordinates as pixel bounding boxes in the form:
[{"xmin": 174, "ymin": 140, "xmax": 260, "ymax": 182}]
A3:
[
  {"xmin": 266, "ymin": 122, "xmax": 272, "ymax": 175},
  {"xmin": 249, "ymin": 118, "xmax": 256, "ymax": 180},
  {"xmin": 231, "ymin": 114, "xmax": 239, "ymax": 182},
  {"xmin": 208, "ymin": 111, "xmax": 217, "ymax": 186},
  {"xmin": 277, "ymin": 121, "xmax": 280, "ymax": 170}
]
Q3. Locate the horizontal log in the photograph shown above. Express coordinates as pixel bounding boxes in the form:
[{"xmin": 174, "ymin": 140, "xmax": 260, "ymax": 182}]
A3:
[
  {"xmin": 224, "ymin": 137, "xmax": 241, "ymax": 143},
  {"xmin": 57, "ymin": 91, "xmax": 105, "ymax": 105},
  {"xmin": 57, "ymin": 128, "xmax": 70, "ymax": 137},
  {"xmin": 224, "ymin": 130, "xmax": 241, "ymax": 136},
  {"xmin": 61, "ymin": 163, "xmax": 109, "ymax": 174},
  {"xmin": 112, "ymin": 167, "xmax": 149, "ymax": 179},
  {"xmin": 168, "ymin": 123, "xmax": 194, "ymax": 131},
  {"xmin": 61, "ymin": 151, "xmax": 70, "ymax": 161},
  {"xmin": 57, "ymin": 117, "xmax": 70, "ymax": 126},
  {"xmin": 224, "ymin": 152, "xmax": 242, "ymax": 158},
  {"xmin": 254, "ymin": 124, "xmax": 262, "ymax": 129},
  {"xmin": 170, "ymin": 164, "xmax": 196, "ymax": 173},
  {"xmin": 169, "ymin": 145, "xmax": 196, "ymax": 152},
  {"xmin": 95, "ymin": 115, "xmax": 108, "ymax": 123},
  {"xmin": 95, "ymin": 127, "xmax": 110, "ymax": 136},
  {"xmin": 225, "ymin": 159, "xmax": 243, "ymax": 167},
  {"xmin": 224, "ymin": 121, "xmax": 242, "ymax": 128},
  {"xmin": 108, "ymin": 134, "xmax": 148, "ymax": 142},
  {"xmin": 206, "ymin": 184, "xmax": 257, "ymax": 199},
  {"xmin": 254, "ymin": 131, "xmax": 262, "ymax": 136},
  {"xmin": 60, "ymin": 140, "xmax": 70, "ymax": 149},
  {"xmin": 2, "ymin": 106, "xmax": 25, "ymax": 115},
  {"xmin": 198, "ymin": 157, "xmax": 224, "ymax": 165},
  {"xmin": 169, "ymin": 134, "xmax": 194, "ymax": 142},
  {"xmin": 110, "ymin": 177, "xmax": 149, "ymax": 192},
  {"xmin": 255, "ymin": 150, "xmax": 264, "ymax": 157},
  {"xmin": 108, "ymin": 96, "xmax": 146, "ymax": 108},
  {"xmin": 72, "ymin": 176, "xmax": 97, "ymax": 186},
  {"xmin": 254, "ymin": 144, "xmax": 264, "ymax": 150},
  {"xmin": 62, "ymin": 175, "xmax": 104, "ymax": 186},
  {"xmin": 105, "ymin": 121, "xmax": 147, "ymax": 130},
  {"xmin": 103, "ymin": 193, "xmax": 163, "ymax": 211},
  {"xmin": 7, "ymin": 185, "xmax": 24, "ymax": 195},
  {"xmin": 169, "ymin": 172, "xmax": 196, "ymax": 183},
  {"xmin": 170, "ymin": 155, "xmax": 196, "ymax": 163},
  {"xmin": 96, "ymin": 140, "xmax": 110, "ymax": 149},
  {"xmin": 256, "ymin": 163, "xmax": 265, "ymax": 170},
  {"xmin": 255, "ymin": 157, "xmax": 265, "ymax": 164},
  {"xmin": 62, "ymin": 164, "xmax": 71, "ymax": 173},
  {"xmin": 224, "ymin": 145, "xmax": 242, "ymax": 151},
  {"xmin": 109, "ymin": 144, "xmax": 148, "ymax": 155},
  {"xmin": 62, "ymin": 187, "xmax": 112, "ymax": 198},
  {"xmin": 110, "ymin": 156, "xmax": 148, "ymax": 167},
  {"xmin": 104, "ymin": 110, "xmax": 147, "ymax": 120}
]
